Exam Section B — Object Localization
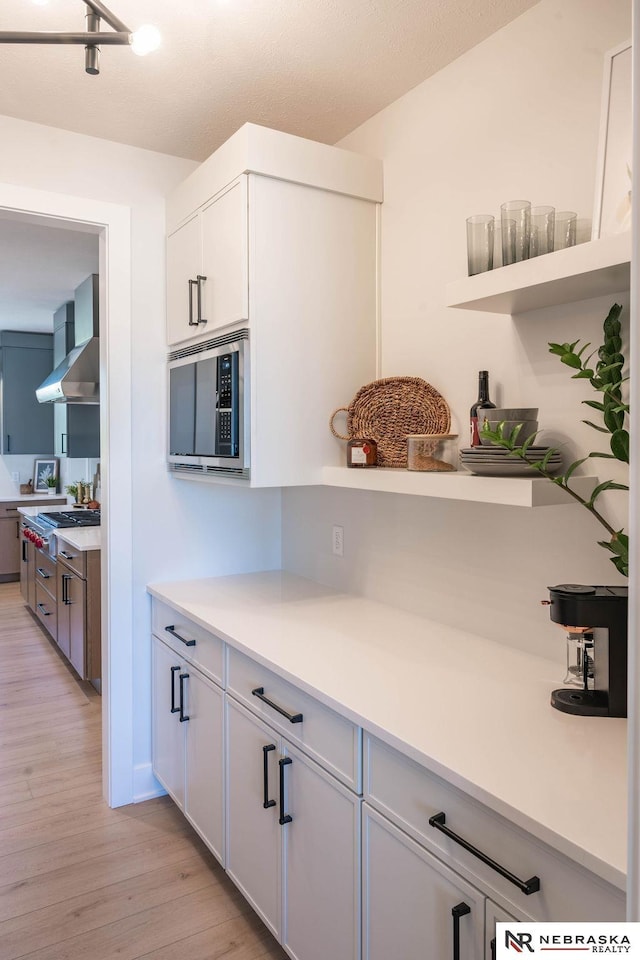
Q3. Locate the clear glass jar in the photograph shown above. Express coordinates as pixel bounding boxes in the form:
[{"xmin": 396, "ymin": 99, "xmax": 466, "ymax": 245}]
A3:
[
  {"xmin": 563, "ymin": 630, "xmax": 595, "ymax": 689},
  {"xmin": 407, "ymin": 434, "xmax": 458, "ymax": 472}
]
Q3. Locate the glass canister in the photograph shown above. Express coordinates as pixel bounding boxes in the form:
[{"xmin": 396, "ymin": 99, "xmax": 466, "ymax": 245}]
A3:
[
  {"xmin": 563, "ymin": 630, "xmax": 595, "ymax": 689},
  {"xmin": 407, "ymin": 434, "xmax": 458, "ymax": 472},
  {"xmin": 347, "ymin": 438, "xmax": 377, "ymax": 468}
]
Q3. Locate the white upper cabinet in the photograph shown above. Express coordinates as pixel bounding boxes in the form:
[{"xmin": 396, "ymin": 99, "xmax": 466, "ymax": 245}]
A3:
[
  {"xmin": 167, "ymin": 179, "xmax": 249, "ymax": 345},
  {"xmin": 165, "ymin": 123, "xmax": 383, "ymax": 486}
]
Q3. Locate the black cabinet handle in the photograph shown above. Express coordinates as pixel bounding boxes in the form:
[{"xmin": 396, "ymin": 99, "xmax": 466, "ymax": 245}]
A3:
[
  {"xmin": 59, "ymin": 551, "xmax": 75, "ymax": 561},
  {"xmin": 262, "ymin": 744, "xmax": 276, "ymax": 809},
  {"xmin": 188, "ymin": 278, "xmax": 197, "ymax": 326},
  {"xmin": 61, "ymin": 433, "xmax": 67, "ymax": 454},
  {"xmin": 252, "ymin": 687, "xmax": 303, "ymax": 724},
  {"xmin": 179, "ymin": 672, "xmax": 190, "ymax": 722},
  {"xmin": 36, "ymin": 602, "xmax": 51, "ymax": 616},
  {"xmin": 61, "ymin": 574, "xmax": 72, "ymax": 604},
  {"xmin": 452, "ymin": 902, "xmax": 471, "ymax": 960},
  {"xmin": 429, "ymin": 812, "xmax": 541, "ymax": 895},
  {"xmin": 278, "ymin": 756, "xmax": 292, "ymax": 825},
  {"xmin": 491, "ymin": 937, "xmax": 496, "ymax": 959},
  {"xmin": 165, "ymin": 625, "xmax": 196, "ymax": 647},
  {"xmin": 6, "ymin": 435, "xmax": 10, "ymax": 452},
  {"xmin": 170, "ymin": 665, "xmax": 181, "ymax": 714},
  {"xmin": 196, "ymin": 275, "xmax": 207, "ymax": 324},
  {"xmin": 22, "ymin": 539, "xmax": 28, "ymax": 562},
  {"xmin": 36, "ymin": 567, "xmax": 51, "ymax": 579},
  {"xmin": 15, "ymin": 520, "xmax": 19, "ymax": 539}
]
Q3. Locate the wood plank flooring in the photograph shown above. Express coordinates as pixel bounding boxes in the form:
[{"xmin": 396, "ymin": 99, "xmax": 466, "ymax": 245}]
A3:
[{"xmin": 0, "ymin": 582, "xmax": 287, "ymax": 960}]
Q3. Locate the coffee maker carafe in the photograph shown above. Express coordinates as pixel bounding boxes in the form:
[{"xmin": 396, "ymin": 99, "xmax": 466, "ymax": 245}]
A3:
[{"xmin": 545, "ymin": 584, "xmax": 628, "ymax": 717}]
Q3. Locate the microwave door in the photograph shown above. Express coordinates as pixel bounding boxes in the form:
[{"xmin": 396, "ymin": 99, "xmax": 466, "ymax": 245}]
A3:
[
  {"xmin": 169, "ymin": 363, "xmax": 196, "ymax": 456},
  {"xmin": 194, "ymin": 356, "xmax": 217, "ymax": 455}
]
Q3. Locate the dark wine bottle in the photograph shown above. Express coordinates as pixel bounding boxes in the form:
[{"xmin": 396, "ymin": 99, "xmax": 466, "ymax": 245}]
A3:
[{"xmin": 469, "ymin": 370, "xmax": 496, "ymax": 446}]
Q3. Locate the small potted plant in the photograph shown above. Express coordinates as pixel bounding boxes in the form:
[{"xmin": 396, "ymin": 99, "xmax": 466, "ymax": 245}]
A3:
[
  {"xmin": 45, "ymin": 475, "xmax": 58, "ymax": 495},
  {"xmin": 66, "ymin": 483, "xmax": 79, "ymax": 503}
]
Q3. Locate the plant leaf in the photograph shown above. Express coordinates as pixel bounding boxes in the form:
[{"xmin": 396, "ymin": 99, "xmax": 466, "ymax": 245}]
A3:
[
  {"xmin": 582, "ymin": 399, "xmax": 605, "ymax": 412},
  {"xmin": 610, "ymin": 429, "xmax": 630, "ymax": 463},
  {"xmin": 581, "ymin": 420, "xmax": 609, "ymax": 433},
  {"xmin": 588, "ymin": 481, "xmax": 629, "ymax": 506},
  {"xmin": 562, "ymin": 457, "xmax": 589, "ymax": 482},
  {"xmin": 561, "ymin": 353, "xmax": 583, "ymax": 370}
]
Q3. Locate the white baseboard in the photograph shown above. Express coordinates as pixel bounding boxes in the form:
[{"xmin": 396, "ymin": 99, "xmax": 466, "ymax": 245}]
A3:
[{"xmin": 133, "ymin": 761, "xmax": 167, "ymax": 803}]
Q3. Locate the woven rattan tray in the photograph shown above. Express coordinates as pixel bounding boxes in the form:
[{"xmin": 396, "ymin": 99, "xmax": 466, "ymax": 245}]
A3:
[{"xmin": 330, "ymin": 377, "xmax": 451, "ymax": 467}]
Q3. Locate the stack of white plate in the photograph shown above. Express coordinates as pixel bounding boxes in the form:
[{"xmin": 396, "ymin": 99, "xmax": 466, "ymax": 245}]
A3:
[{"xmin": 460, "ymin": 446, "xmax": 563, "ymax": 477}]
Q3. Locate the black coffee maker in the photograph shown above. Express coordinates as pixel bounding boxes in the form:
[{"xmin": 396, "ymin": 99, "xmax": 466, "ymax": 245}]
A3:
[{"xmin": 545, "ymin": 584, "xmax": 629, "ymax": 717}]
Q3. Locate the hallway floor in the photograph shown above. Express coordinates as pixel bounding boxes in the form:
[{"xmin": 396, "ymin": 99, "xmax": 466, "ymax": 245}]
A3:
[{"xmin": 0, "ymin": 582, "xmax": 286, "ymax": 960}]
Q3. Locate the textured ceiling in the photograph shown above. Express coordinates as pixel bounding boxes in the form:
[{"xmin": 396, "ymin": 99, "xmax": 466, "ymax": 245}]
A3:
[{"xmin": 0, "ymin": 0, "xmax": 540, "ymax": 162}]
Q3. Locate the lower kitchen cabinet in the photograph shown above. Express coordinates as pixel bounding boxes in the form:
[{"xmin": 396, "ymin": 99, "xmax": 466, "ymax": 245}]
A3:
[
  {"xmin": 151, "ymin": 633, "xmax": 224, "ymax": 864},
  {"xmin": 362, "ymin": 803, "xmax": 484, "ymax": 960},
  {"xmin": 0, "ymin": 514, "xmax": 21, "ymax": 581},
  {"xmin": 226, "ymin": 696, "xmax": 361, "ymax": 960},
  {"xmin": 56, "ymin": 546, "xmax": 101, "ymax": 681}
]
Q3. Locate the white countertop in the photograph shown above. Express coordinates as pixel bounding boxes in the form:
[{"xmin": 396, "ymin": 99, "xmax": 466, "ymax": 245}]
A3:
[
  {"xmin": 7, "ymin": 495, "xmax": 67, "ymax": 504},
  {"xmin": 147, "ymin": 571, "xmax": 626, "ymax": 891},
  {"xmin": 56, "ymin": 527, "xmax": 101, "ymax": 552}
]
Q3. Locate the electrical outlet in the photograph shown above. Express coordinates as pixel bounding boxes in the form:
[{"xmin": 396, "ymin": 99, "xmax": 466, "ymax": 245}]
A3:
[
  {"xmin": 10, "ymin": 472, "xmax": 19, "ymax": 483},
  {"xmin": 332, "ymin": 525, "xmax": 344, "ymax": 557}
]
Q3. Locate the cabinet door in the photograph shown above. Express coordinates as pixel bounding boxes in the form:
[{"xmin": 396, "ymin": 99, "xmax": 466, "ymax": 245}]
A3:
[
  {"xmin": 362, "ymin": 804, "xmax": 484, "ymax": 960},
  {"xmin": 67, "ymin": 570, "xmax": 87, "ymax": 678},
  {"xmin": 486, "ymin": 900, "xmax": 520, "ymax": 960},
  {"xmin": 167, "ymin": 214, "xmax": 202, "ymax": 346},
  {"xmin": 282, "ymin": 741, "xmax": 361, "ymax": 960},
  {"xmin": 54, "ymin": 403, "xmax": 67, "ymax": 457},
  {"xmin": 2, "ymin": 345, "xmax": 54, "ymax": 454},
  {"xmin": 201, "ymin": 178, "xmax": 248, "ymax": 331},
  {"xmin": 66, "ymin": 405, "xmax": 100, "ymax": 459},
  {"xmin": 151, "ymin": 635, "xmax": 185, "ymax": 809},
  {"xmin": 0, "ymin": 516, "xmax": 21, "ymax": 578},
  {"xmin": 226, "ymin": 697, "xmax": 281, "ymax": 940},
  {"xmin": 183, "ymin": 668, "xmax": 225, "ymax": 865}
]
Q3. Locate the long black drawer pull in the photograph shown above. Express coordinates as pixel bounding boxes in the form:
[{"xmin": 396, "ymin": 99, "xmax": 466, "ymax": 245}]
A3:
[
  {"xmin": 59, "ymin": 551, "xmax": 75, "ymax": 560},
  {"xmin": 262, "ymin": 744, "xmax": 276, "ymax": 809},
  {"xmin": 451, "ymin": 902, "xmax": 471, "ymax": 960},
  {"xmin": 37, "ymin": 567, "xmax": 51, "ymax": 579},
  {"xmin": 170, "ymin": 665, "xmax": 181, "ymax": 714},
  {"xmin": 490, "ymin": 938, "xmax": 496, "ymax": 959},
  {"xmin": 178, "ymin": 673, "xmax": 190, "ymax": 722},
  {"xmin": 429, "ymin": 812, "xmax": 541, "ymax": 895},
  {"xmin": 252, "ymin": 687, "xmax": 303, "ymax": 724},
  {"xmin": 36, "ymin": 603, "xmax": 51, "ymax": 616},
  {"xmin": 279, "ymin": 757, "xmax": 292, "ymax": 825},
  {"xmin": 165, "ymin": 625, "xmax": 196, "ymax": 647}
]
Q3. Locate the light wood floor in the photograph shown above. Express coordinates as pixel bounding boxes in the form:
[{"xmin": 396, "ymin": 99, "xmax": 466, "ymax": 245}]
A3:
[{"xmin": 0, "ymin": 581, "xmax": 287, "ymax": 960}]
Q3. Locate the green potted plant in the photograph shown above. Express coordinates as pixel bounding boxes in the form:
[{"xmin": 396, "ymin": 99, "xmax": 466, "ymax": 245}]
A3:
[
  {"xmin": 45, "ymin": 475, "xmax": 58, "ymax": 495},
  {"xmin": 481, "ymin": 303, "xmax": 629, "ymax": 576},
  {"xmin": 66, "ymin": 483, "xmax": 79, "ymax": 502}
]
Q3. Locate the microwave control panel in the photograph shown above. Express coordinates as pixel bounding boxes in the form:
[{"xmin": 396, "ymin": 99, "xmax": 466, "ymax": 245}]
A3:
[{"xmin": 215, "ymin": 352, "xmax": 239, "ymax": 457}]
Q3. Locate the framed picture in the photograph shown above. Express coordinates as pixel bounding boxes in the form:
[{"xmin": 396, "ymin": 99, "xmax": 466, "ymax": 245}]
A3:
[
  {"xmin": 33, "ymin": 458, "xmax": 59, "ymax": 492},
  {"xmin": 592, "ymin": 40, "xmax": 632, "ymax": 240}
]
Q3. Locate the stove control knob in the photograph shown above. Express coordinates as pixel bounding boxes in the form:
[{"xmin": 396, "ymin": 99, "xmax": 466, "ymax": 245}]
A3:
[
  {"xmin": 26, "ymin": 530, "xmax": 33, "ymax": 541},
  {"xmin": 36, "ymin": 536, "xmax": 44, "ymax": 549}
]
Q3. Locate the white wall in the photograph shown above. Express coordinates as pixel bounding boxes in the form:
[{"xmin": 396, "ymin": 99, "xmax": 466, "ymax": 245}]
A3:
[
  {"xmin": 0, "ymin": 116, "xmax": 281, "ymax": 803},
  {"xmin": 282, "ymin": 0, "xmax": 632, "ymax": 663}
]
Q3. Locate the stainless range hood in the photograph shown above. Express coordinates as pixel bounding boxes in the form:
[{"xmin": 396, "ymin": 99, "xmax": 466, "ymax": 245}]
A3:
[{"xmin": 36, "ymin": 337, "xmax": 100, "ymax": 404}]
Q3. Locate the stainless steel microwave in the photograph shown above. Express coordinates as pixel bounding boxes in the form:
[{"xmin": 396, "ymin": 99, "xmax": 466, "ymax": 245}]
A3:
[{"xmin": 168, "ymin": 330, "xmax": 249, "ymax": 478}]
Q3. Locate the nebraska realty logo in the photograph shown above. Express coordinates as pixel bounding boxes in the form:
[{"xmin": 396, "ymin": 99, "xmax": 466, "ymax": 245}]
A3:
[{"xmin": 496, "ymin": 924, "xmax": 640, "ymax": 956}]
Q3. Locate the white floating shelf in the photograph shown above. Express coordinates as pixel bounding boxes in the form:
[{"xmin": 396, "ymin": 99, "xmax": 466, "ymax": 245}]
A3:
[
  {"xmin": 322, "ymin": 466, "xmax": 599, "ymax": 508},
  {"xmin": 445, "ymin": 232, "xmax": 630, "ymax": 315}
]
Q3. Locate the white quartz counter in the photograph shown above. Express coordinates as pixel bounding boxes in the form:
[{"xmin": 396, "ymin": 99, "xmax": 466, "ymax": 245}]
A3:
[
  {"xmin": 56, "ymin": 528, "xmax": 101, "ymax": 552},
  {"xmin": 18, "ymin": 503, "xmax": 70, "ymax": 517},
  {"xmin": 9, "ymin": 495, "xmax": 67, "ymax": 505},
  {"xmin": 147, "ymin": 571, "xmax": 626, "ymax": 891}
]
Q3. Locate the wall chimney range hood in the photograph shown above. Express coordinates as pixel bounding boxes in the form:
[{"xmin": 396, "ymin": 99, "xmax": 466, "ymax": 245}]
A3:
[{"xmin": 36, "ymin": 337, "xmax": 100, "ymax": 404}]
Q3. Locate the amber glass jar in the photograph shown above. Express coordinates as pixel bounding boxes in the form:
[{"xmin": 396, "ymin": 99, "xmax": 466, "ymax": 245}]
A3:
[{"xmin": 347, "ymin": 438, "xmax": 377, "ymax": 468}]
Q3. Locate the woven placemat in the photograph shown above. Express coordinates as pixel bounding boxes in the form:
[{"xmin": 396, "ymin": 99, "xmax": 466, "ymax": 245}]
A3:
[{"xmin": 330, "ymin": 377, "xmax": 451, "ymax": 467}]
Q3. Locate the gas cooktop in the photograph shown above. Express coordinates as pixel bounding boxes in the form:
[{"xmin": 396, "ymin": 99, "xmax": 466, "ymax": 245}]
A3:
[{"xmin": 37, "ymin": 510, "xmax": 101, "ymax": 529}]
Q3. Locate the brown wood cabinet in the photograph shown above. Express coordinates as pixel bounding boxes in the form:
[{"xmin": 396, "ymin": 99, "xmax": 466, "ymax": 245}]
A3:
[
  {"xmin": 0, "ymin": 514, "xmax": 21, "ymax": 581},
  {"xmin": 56, "ymin": 547, "xmax": 101, "ymax": 682}
]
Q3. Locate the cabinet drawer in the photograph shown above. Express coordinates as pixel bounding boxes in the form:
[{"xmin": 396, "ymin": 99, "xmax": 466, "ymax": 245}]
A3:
[
  {"xmin": 57, "ymin": 544, "xmax": 86, "ymax": 579},
  {"xmin": 364, "ymin": 734, "xmax": 623, "ymax": 922},
  {"xmin": 35, "ymin": 580, "xmax": 57, "ymax": 640},
  {"xmin": 227, "ymin": 647, "xmax": 361, "ymax": 792},
  {"xmin": 0, "ymin": 502, "xmax": 20, "ymax": 519},
  {"xmin": 151, "ymin": 599, "xmax": 224, "ymax": 686},
  {"xmin": 34, "ymin": 549, "xmax": 57, "ymax": 594}
]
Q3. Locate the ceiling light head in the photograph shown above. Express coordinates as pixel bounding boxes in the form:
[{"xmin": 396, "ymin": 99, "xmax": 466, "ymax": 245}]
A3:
[{"xmin": 130, "ymin": 24, "xmax": 161, "ymax": 57}]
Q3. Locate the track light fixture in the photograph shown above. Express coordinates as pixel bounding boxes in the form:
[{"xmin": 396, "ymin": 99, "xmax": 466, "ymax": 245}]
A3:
[{"xmin": 0, "ymin": 1, "xmax": 161, "ymax": 75}]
